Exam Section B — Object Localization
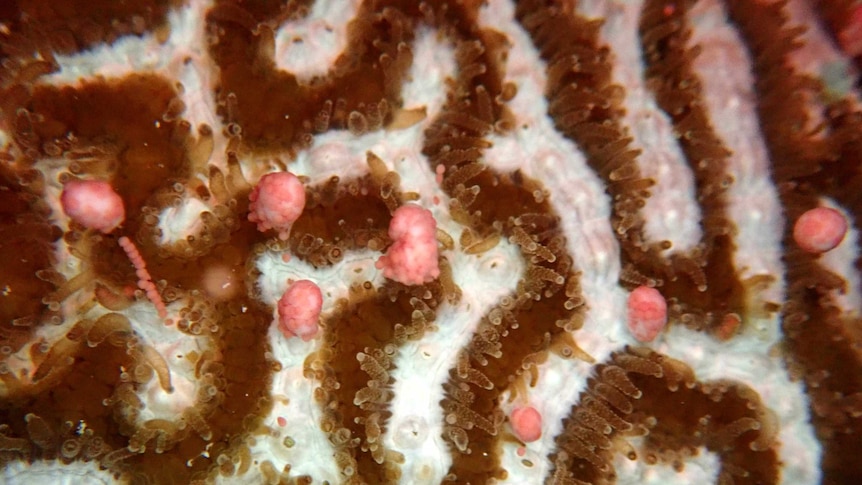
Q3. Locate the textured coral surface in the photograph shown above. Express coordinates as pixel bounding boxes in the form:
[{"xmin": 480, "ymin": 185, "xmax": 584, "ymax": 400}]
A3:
[{"xmin": 1, "ymin": 0, "xmax": 861, "ymax": 484}]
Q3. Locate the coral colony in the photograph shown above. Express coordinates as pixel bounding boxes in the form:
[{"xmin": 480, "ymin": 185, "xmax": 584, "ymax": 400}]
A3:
[{"xmin": 2, "ymin": 0, "xmax": 862, "ymax": 484}]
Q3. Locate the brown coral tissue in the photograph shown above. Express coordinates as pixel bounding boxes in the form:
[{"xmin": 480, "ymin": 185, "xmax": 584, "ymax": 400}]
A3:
[{"xmin": 1, "ymin": 0, "xmax": 861, "ymax": 483}]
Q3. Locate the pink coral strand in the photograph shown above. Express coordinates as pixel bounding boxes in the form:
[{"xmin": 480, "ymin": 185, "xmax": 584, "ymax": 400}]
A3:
[{"xmin": 118, "ymin": 236, "xmax": 168, "ymax": 320}]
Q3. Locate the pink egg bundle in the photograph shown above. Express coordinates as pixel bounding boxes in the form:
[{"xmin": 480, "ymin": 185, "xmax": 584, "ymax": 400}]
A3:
[
  {"xmin": 277, "ymin": 279, "xmax": 323, "ymax": 341},
  {"xmin": 626, "ymin": 286, "xmax": 668, "ymax": 343},
  {"xmin": 376, "ymin": 204, "xmax": 440, "ymax": 286},
  {"xmin": 248, "ymin": 172, "xmax": 306, "ymax": 240},
  {"xmin": 793, "ymin": 207, "xmax": 848, "ymax": 254},
  {"xmin": 60, "ymin": 179, "xmax": 125, "ymax": 233}
]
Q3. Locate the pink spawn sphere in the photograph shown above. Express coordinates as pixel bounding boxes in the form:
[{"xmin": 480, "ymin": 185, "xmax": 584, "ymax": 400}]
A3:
[
  {"xmin": 510, "ymin": 406, "xmax": 542, "ymax": 443},
  {"xmin": 277, "ymin": 280, "xmax": 323, "ymax": 341},
  {"xmin": 376, "ymin": 204, "xmax": 440, "ymax": 285},
  {"xmin": 627, "ymin": 285, "xmax": 667, "ymax": 343},
  {"xmin": 793, "ymin": 207, "xmax": 848, "ymax": 254},
  {"xmin": 248, "ymin": 171, "xmax": 306, "ymax": 240},
  {"xmin": 60, "ymin": 179, "xmax": 125, "ymax": 233}
]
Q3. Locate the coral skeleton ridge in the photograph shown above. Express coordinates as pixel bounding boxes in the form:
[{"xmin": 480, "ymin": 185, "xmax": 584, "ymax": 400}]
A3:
[{"xmin": 1, "ymin": 0, "xmax": 862, "ymax": 484}]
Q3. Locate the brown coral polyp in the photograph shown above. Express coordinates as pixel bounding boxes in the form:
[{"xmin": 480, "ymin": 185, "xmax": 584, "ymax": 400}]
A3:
[{"xmin": 549, "ymin": 348, "xmax": 778, "ymax": 485}]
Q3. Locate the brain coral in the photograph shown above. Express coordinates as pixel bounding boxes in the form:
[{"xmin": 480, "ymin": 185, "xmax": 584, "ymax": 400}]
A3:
[{"xmin": 0, "ymin": 0, "xmax": 861, "ymax": 484}]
